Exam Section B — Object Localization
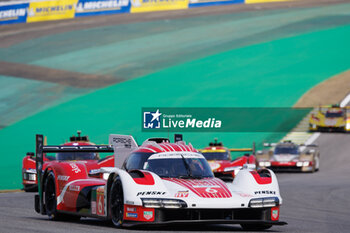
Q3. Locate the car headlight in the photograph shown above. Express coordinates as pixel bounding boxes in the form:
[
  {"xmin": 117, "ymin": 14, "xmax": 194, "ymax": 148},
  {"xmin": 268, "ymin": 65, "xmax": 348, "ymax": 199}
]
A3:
[
  {"xmin": 249, "ymin": 197, "xmax": 279, "ymax": 208},
  {"xmin": 23, "ymin": 169, "xmax": 37, "ymax": 181},
  {"xmin": 23, "ymin": 172, "xmax": 36, "ymax": 181},
  {"xmin": 102, "ymin": 173, "xmax": 109, "ymax": 180},
  {"xmin": 297, "ymin": 161, "xmax": 310, "ymax": 167},
  {"xmin": 259, "ymin": 161, "xmax": 271, "ymax": 167},
  {"xmin": 142, "ymin": 198, "xmax": 187, "ymax": 208}
]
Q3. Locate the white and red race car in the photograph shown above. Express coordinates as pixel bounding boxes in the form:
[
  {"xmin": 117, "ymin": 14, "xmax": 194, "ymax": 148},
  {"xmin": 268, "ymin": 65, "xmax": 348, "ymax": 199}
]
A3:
[{"xmin": 34, "ymin": 134, "xmax": 286, "ymax": 230}]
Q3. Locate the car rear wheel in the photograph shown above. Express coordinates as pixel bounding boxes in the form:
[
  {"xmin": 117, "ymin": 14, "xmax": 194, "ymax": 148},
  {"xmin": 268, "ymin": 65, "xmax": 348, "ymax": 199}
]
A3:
[
  {"xmin": 110, "ymin": 176, "xmax": 124, "ymax": 228},
  {"xmin": 240, "ymin": 224, "xmax": 272, "ymax": 231}
]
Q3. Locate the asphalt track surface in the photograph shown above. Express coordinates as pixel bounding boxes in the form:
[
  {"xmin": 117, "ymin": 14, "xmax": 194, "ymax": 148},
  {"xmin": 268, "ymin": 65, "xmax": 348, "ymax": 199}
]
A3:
[{"xmin": 1, "ymin": 133, "xmax": 350, "ymax": 233}]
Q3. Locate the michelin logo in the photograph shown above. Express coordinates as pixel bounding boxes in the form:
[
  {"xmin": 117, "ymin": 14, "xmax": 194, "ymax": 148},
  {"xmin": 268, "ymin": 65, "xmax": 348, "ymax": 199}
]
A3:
[
  {"xmin": 143, "ymin": 109, "xmax": 162, "ymax": 129},
  {"xmin": 0, "ymin": 8, "xmax": 26, "ymax": 19},
  {"xmin": 76, "ymin": 0, "xmax": 129, "ymax": 12}
]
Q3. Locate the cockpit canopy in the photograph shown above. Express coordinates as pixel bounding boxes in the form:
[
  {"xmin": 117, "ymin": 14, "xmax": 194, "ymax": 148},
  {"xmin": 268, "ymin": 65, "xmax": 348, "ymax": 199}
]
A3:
[
  {"xmin": 123, "ymin": 152, "xmax": 214, "ymax": 178},
  {"xmin": 274, "ymin": 146, "xmax": 299, "ymax": 155}
]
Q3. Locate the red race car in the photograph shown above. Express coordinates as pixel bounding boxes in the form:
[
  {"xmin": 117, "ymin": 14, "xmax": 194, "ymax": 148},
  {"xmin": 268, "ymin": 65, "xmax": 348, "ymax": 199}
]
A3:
[
  {"xmin": 22, "ymin": 131, "xmax": 114, "ymax": 191},
  {"xmin": 199, "ymin": 139, "xmax": 256, "ymax": 181}
]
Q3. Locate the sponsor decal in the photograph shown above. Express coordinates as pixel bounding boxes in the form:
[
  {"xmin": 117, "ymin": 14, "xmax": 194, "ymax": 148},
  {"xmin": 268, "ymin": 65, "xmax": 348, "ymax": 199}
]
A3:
[
  {"xmin": 75, "ymin": 0, "xmax": 130, "ymax": 17},
  {"xmin": 69, "ymin": 185, "xmax": 80, "ymax": 191},
  {"xmin": 325, "ymin": 119, "xmax": 337, "ymax": 126},
  {"xmin": 234, "ymin": 192, "xmax": 253, "ymax": 197},
  {"xmin": 175, "ymin": 190, "xmax": 189, "ymax": 198},
  {"xmin": 69, "ymin": 163, "xmax": 81, "ymax": 173},
  {"xmin": 0, "ymin": 3, "xmax": 28, "ymax": 25},
  {"xmin": 112, "ymin": 137, "xmax": 132, "ymax": 148},
  {"xmin": 126, "ymin": 212, "xmax": 138, "ymax": 218},
  {"xmin": 136, "ymin": 191, "xmax": 166, "ymax": 196},
  {"xmin": 27, "ymin": 0, "xmax": 78, "ymax": 23},
  {"xmin": 57, "ymin": 175, "xmax": 70, "ymax": 181},
  {"xmin": 271, "ymin": 207, "xmax": 279, "ymax": 221},
  {"xmin": 143, "ymin": 210, "xmax": 153, "ymax": 220},
  {"xmin": 166, "ymin": 178, "xmax": 232, "ymax": 198},
  {"xmin": 126, "ymin": 207, "xmax": 137, "ymax": 212},
  {"xmin": 254, "ymin": 190, "xmax": 276, "ymax": 195},
  {"xmin": 91, "ymin": 201, "xmax": 97, "ymax": 214},
  {"xmin": 89, "ymin": 169, "xmax": 100, "ymax": 174},
  {"xmin": 131, "ymin": 0, "xmax": 188, "ymax": 13},
  {"xmin": 125, "ymin": 200, "xmax": 134, "ymax": 205}
]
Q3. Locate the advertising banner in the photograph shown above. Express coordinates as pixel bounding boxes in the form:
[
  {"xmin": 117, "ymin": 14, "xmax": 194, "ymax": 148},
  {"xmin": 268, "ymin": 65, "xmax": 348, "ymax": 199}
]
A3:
[
  {"xmin": 75, "ymin": 0, "xmax": 130, "ymax": 17},
  {"xmin": 0, "ymin": 3, "xmax": 28, "ymax": 25},
  {"xmin": 27, "ymin": 0, "xmax": 78, "ymax": 23},
  {"xmin": 130, "ymin": 0, "xmax": 188, "ymax": 13},
  {"xmin": 189, "ymin": 0, "xmax": 243, "ymax": 8}
]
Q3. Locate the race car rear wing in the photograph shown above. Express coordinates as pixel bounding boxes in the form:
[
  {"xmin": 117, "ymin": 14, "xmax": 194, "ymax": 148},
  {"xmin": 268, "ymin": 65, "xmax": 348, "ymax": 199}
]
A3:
[{"xmin": 229, "ymin": 142, "xmax": 256, "ymax": 155}]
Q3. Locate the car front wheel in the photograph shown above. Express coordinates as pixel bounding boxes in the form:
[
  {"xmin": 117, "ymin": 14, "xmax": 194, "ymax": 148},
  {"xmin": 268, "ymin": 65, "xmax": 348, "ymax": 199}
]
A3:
[{"xmin": 110, "ymin": 176, "xmax": 124, "ymax": 228}]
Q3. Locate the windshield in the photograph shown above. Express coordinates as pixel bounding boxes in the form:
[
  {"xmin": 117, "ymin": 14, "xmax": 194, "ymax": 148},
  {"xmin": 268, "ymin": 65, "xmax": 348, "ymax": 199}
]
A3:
[
  {"xmin": 146, "ymin": 157, "xmax": 214, "ymax": 178},
  {"xmin": 274, "ymin": 147, "xmax": 299, "ymax": 155},
  {"xmin": 201, "ymin": 151, "xmax": 230, "ymax": 160},
  {"xmin": 56, "ymin": 152, "xmax": 98, "ymax": 161},
  {"xmin": 325, "ymin": 111, "xmax": 344, "ymax": 118}
]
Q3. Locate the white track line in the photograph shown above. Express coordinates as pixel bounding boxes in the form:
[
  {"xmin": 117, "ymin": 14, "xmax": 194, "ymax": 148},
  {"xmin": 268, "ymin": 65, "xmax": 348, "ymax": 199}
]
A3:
[
  {"xmin": 305, "ymin": 132, "xmax": 320, "ymax": 145},
  {"xmin": 340, "ymin": 93, "xmax": 350, "ymax": 107}
]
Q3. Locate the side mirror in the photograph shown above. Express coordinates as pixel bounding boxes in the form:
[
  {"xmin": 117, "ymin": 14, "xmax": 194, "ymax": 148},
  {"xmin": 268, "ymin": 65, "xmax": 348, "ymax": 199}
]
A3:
[{"xmin": 26, "ymin": 152, "xmax": 35, "ymax": 158}]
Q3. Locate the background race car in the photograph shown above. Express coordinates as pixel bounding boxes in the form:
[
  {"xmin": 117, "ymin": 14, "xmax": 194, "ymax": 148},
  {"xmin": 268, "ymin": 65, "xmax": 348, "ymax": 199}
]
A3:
[
  {"xmin": 256, "ymin": 141, "xmax": 320, "ymax": 173},
  {"xmin": 309, "ymin": 105, "xmax": 350, "ymax": 132},
  {"xmin": 34, "ymin": 134, "xmax": 286, "ymax": 230},
  {"xmin": 22, "ymin": 131, "xmax": 114, "ymax": 192},
  {"xmin": 199, "ymin": 139, "xmax": 256, "ymax": 182}
]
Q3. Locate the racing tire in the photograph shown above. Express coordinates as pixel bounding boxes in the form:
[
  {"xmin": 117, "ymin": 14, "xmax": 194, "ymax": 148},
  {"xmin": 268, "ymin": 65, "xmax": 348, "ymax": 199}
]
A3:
[
  {"xmin": 110, "ymin": 176, "xmax": 124, "ymax": 228},
  {"xmin": 311, "ymin": 161, "xmax": 316, "ymax": 173},
  {"xmin": 44, "ymin": 172, "xmax": 80, "ymax": 221},
  {"xmin": 315, "ymin": 156, "xmax": 320, "ymax": 172},
  {"xmin": 44, "ymin": 172, "xmax": 62, "ymax": 220},
  {"xmin": 240, "ymin": 224, "xmax": 272, "ymax": 231}
]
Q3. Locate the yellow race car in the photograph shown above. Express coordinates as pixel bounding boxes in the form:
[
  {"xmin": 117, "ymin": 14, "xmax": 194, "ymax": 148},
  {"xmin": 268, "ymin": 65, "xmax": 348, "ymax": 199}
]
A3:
[{"xmin": 309, "ymin": 105, "xmax": 350, "ymax": 132}]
